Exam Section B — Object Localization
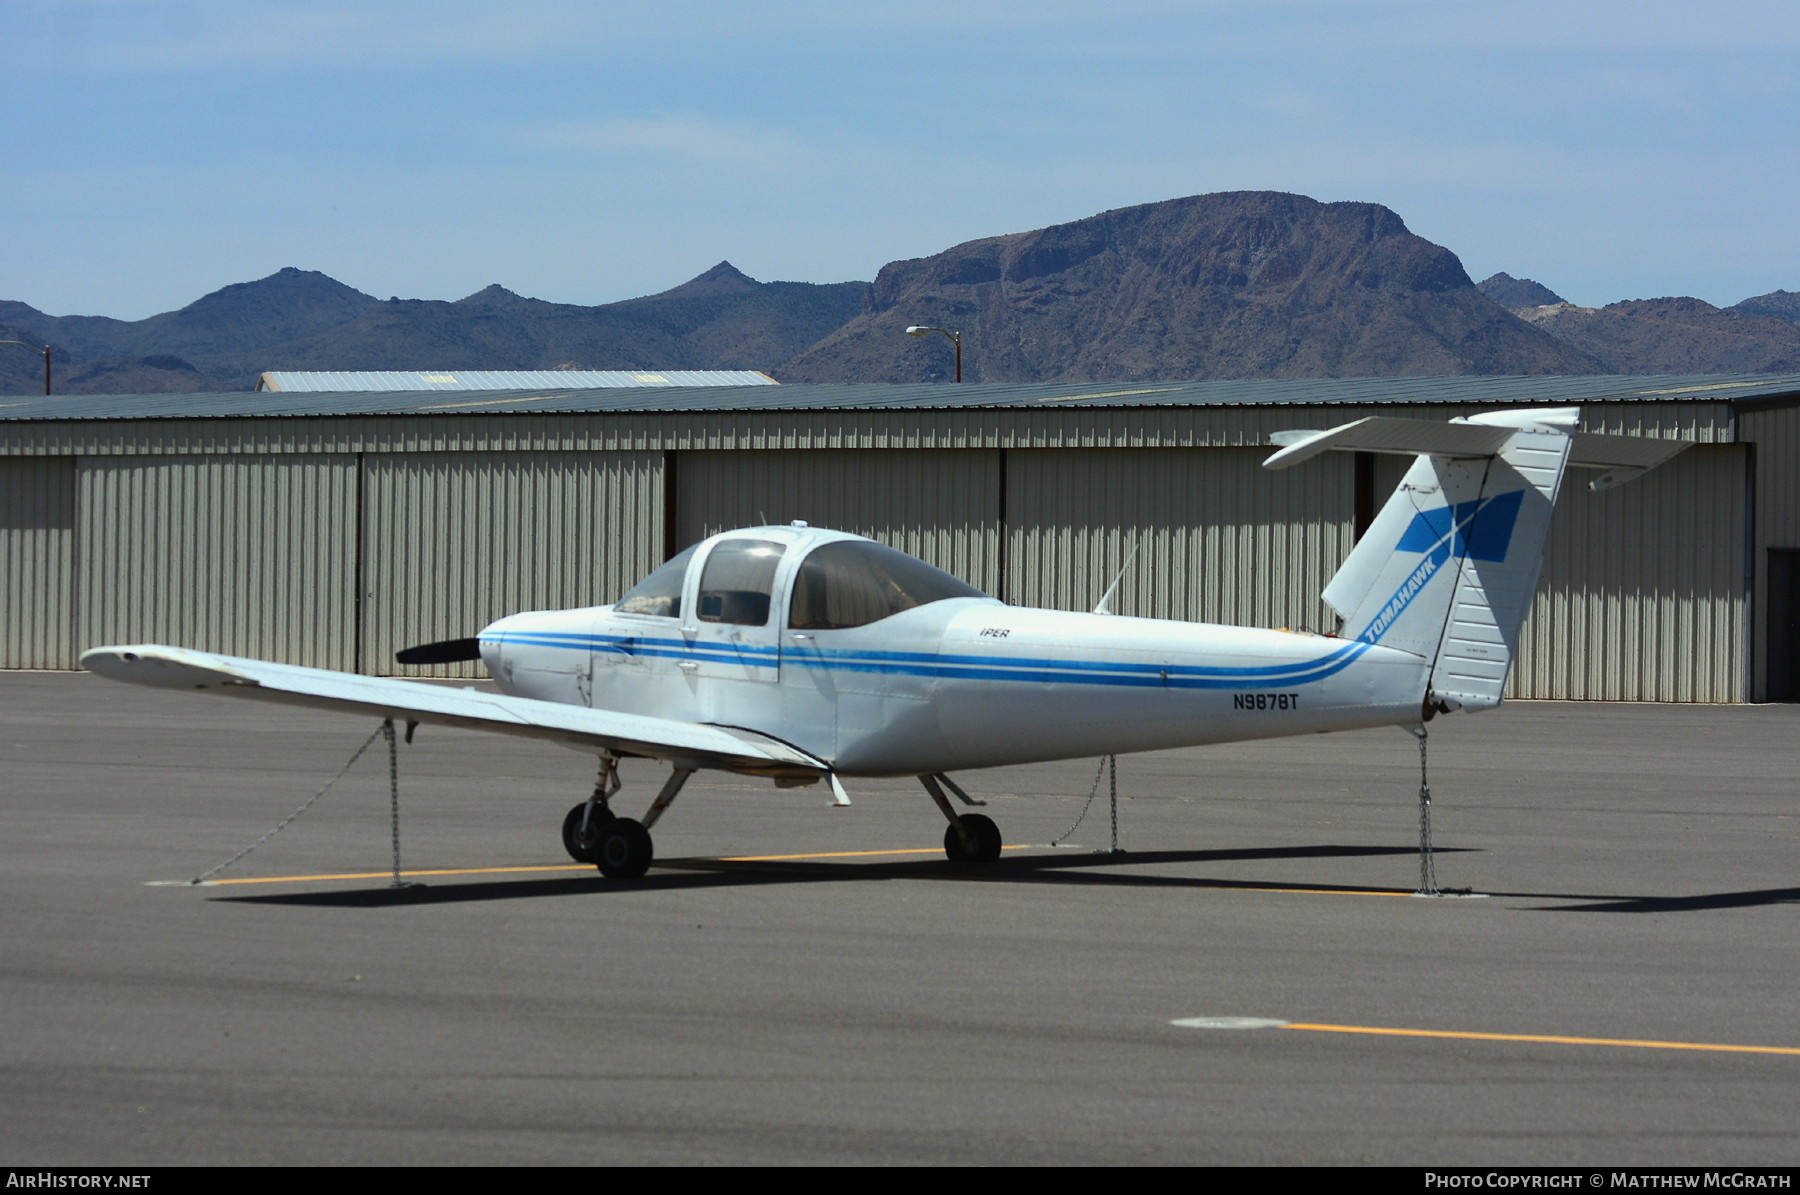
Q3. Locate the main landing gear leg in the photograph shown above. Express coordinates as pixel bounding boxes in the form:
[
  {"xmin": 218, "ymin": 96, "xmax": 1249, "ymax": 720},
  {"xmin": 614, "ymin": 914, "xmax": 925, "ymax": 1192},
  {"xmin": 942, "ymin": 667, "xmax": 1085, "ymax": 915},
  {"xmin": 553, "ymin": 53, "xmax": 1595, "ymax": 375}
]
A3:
[
  {"xmin": 587, "ymin": 764, "xmax": 696, "ymax": 880},
  {"xmin": 922, "ymin": 773, "xmax": 1002, "ymax": 863},
  {"xmin": 562, "ymin": 754, "xmax": 622, "ymax": 864}
]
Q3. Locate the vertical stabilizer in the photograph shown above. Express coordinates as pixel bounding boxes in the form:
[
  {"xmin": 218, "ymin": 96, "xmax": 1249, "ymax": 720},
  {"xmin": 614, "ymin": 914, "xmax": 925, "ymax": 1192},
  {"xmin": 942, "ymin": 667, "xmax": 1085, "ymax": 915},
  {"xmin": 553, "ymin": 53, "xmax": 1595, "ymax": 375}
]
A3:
[{"xmin": 1265, "ymin": 408, "xmax": 1580, "ymax": 712}]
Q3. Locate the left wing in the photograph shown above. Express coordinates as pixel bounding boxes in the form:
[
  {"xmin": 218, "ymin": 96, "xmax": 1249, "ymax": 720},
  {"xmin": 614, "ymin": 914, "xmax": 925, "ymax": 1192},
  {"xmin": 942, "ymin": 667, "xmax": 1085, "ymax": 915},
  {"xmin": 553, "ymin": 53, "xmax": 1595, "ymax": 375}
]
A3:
[{"xmin": 80, "ymin": 644, "xmax": 828, "ymax": 778}]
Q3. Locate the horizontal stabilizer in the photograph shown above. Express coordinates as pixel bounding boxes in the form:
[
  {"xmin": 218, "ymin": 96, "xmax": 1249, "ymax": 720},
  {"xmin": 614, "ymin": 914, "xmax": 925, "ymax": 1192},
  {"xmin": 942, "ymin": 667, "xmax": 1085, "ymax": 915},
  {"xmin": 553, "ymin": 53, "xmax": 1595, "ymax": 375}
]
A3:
[
  {"xmin": 1266, "ymin": 407, "xmax": 1686, "ymax": 491},
  {"xmin": 1265, "ymin": 418, "xmax": 1516, "ymax": 469},
  {"xmin": 1566, "ymin": 431, "xmax": 1690, "ymax": 490}
]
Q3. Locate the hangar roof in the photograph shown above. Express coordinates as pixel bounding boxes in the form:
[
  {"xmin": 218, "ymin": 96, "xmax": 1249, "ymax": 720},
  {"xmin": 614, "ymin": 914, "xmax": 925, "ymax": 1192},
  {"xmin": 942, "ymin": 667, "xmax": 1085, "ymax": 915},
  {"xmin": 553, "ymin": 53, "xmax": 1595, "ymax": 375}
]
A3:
[{"xmin": 6, "ymin": 372, "xmax": 1800, "ymax": 421}]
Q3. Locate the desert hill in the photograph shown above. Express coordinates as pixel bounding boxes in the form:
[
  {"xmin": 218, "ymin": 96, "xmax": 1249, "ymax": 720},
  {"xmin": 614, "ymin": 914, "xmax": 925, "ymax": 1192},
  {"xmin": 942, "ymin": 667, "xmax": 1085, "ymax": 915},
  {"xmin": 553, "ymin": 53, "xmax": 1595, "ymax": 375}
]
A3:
[
  {"xmin": 1514, "ymin": 297, "xmax": 1800, "ymax": 375},
  {"xmin": 780, "ymin": 193, "xmax": 1602, "ymax": 382}
]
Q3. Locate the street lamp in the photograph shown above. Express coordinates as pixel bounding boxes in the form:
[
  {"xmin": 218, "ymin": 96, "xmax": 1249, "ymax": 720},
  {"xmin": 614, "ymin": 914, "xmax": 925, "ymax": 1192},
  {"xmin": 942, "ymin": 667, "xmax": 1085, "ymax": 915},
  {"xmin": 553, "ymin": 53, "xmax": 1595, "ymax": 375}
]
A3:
[
  {"xmin": 0, "ymin": 340, "xmax": 52, "ymax": 395},
  {"xmin": 907, "ymin": 323, "xmax": 964, "ymax": 379}
]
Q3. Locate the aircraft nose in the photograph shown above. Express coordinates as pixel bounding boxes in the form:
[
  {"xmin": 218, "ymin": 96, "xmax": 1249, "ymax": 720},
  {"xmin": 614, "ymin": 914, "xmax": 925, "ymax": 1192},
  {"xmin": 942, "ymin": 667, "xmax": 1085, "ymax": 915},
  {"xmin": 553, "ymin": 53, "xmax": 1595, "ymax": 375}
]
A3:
[
  {"xmin": 395, "ymin": 616, "xmax": 520, "ymax": 667},
  {"xmin": 476, "ymin": 613, "xmax": 519, "ymax": 652}
]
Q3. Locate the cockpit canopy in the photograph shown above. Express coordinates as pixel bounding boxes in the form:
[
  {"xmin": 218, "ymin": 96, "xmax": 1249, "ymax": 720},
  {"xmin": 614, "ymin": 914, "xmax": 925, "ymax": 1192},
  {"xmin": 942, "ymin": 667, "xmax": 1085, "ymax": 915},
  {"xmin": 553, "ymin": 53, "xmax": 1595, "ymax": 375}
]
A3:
[{"xmin": 614, "ymin": 534, "xmax": 986, "ymax": 630}]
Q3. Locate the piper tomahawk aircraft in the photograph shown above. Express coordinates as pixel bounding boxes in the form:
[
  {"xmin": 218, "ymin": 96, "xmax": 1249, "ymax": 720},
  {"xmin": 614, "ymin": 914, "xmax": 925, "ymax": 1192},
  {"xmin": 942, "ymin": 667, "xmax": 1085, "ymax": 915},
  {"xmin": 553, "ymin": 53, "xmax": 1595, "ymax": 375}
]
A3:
[{"xmin": 83, "ymin": 406, "xmax": 1684, "ymax": 878}]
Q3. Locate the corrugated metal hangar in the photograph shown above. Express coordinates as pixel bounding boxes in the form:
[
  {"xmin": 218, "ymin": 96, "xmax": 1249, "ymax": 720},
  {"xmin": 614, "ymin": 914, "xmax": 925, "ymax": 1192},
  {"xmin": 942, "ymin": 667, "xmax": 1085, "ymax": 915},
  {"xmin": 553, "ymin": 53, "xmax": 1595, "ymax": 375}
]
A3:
[{"xmin": 5, "ymin": 373, "xmax": 1799, "ymax": 702}]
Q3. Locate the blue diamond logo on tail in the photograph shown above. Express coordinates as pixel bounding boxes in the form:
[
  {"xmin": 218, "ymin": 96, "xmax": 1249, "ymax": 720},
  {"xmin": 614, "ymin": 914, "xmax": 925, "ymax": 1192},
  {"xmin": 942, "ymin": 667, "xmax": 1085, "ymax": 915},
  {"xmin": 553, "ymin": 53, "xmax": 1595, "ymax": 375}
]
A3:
[{"xmin": 1395, "ymin": 489, "xmax": 1523, "ymax": 563}]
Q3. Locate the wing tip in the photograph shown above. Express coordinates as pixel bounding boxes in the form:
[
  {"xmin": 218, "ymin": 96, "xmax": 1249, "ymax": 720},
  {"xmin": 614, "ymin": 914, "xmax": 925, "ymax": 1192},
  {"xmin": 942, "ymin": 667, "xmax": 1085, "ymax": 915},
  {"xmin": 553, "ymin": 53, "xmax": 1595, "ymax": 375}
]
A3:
[{"xmin": 80, "ymin": 644, "xmax": 253, "ymax": 690}]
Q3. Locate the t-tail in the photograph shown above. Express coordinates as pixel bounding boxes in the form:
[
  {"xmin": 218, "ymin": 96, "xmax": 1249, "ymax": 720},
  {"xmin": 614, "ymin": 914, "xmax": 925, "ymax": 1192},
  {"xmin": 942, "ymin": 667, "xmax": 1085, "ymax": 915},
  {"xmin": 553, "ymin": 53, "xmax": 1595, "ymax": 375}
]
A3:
[{"xmin": 1264, "ymin": 407, "xmax": 1688, "ymax": 714}]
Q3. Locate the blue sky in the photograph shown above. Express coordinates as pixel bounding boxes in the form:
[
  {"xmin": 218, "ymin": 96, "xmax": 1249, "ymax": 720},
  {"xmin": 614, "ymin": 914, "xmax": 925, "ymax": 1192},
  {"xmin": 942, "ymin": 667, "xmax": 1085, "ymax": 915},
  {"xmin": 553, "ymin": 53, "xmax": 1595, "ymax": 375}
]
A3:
[{"xmin": 6, "ymin": 0, "xmax": 1796, "ymax": 319}]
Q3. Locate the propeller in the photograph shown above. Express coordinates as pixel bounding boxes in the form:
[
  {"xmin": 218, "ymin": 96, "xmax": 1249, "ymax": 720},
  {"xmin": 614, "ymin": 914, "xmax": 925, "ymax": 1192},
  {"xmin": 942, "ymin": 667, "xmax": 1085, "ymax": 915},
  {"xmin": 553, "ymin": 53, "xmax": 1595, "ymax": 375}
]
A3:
[{"xmin": 394, "ymin": 637, "xmax": 482, "ymax": 666}]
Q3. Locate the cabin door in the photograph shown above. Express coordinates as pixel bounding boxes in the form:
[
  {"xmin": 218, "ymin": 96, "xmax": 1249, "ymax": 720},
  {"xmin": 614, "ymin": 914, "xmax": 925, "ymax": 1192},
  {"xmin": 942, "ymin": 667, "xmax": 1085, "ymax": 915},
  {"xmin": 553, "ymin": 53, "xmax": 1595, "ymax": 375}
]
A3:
[{"xmin": 682, "ymin": 537, "xmax": 788, "ymax": 687}]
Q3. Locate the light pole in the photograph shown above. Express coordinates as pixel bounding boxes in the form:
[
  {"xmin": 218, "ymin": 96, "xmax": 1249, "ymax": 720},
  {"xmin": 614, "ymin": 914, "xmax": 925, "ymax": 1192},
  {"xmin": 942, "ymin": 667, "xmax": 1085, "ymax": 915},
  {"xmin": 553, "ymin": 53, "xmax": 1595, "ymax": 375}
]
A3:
[
  {"xmin": 0, "ymin": 340, "xmax": 52, "ymax": 395},
  {"xmin": 907, "ymin": 323, "xmax": 964, "ymax": 379}
]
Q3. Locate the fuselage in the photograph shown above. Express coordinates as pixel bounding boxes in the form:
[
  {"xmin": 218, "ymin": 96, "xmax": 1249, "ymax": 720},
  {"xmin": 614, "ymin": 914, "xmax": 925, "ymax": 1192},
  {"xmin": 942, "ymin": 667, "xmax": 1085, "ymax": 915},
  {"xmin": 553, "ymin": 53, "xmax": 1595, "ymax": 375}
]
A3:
[{"xmin": 479, "ymin": 525, "xmax": 1430, "ymax": 776}]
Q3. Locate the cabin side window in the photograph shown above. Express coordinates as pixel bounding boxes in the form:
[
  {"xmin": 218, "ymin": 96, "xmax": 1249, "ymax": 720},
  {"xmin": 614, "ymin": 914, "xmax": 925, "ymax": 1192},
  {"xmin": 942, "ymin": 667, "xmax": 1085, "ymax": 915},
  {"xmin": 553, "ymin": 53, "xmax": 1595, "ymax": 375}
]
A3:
[
  {"xmin": 788, "ymin": 541, "xmax": 985, "ymax": 630},
  {"xmin": 696, "ymin": 539, "xmax": 786, "ymax": 626},
  {"xmin": 614, "ymin": 545, "xmax": 698, "ymax": 617}
]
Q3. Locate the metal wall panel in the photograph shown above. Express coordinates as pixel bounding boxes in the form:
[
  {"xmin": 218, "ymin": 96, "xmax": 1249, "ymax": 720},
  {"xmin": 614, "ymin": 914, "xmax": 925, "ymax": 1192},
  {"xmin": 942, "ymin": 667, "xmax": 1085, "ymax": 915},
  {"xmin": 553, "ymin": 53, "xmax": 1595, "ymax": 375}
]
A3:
[
  {"xmin": 77, "ymin": 455, "xmax": 358, "ymax": 669},
  {"xmin": 0, "ymin": 457, "xmax": 75, "ymax": 668},
  {"xmin": 1513, "ymin": 443, "xmax": 1747, "ymax": 701},
  {"xmin": 363, "ymin": 451, "xmax": 663, "ymax": 677},
  {"xmin": 676, "ymin": 449, "xmax": 1001, "ymax": 593},
  {"xmin": 1005, "ymin": 448, "xmax": 1354, "ymax": 627}
]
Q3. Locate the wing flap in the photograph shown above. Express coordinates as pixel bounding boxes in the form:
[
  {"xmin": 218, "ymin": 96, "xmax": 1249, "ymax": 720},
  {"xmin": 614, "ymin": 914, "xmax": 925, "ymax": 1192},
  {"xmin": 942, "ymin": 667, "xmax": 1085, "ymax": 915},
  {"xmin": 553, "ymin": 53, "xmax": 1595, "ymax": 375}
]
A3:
[{"xmin": 80, "ymin": 644, "xmax": 827, "ymax": 776}]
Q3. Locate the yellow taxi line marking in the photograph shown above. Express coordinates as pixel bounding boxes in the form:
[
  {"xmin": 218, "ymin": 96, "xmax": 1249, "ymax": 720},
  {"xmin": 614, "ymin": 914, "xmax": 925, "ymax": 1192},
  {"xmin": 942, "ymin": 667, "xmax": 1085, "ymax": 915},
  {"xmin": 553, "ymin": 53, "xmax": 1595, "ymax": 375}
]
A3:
[
  {"xmin": 717, "ymin": 846, "xmax": 1026, "ymax": 862},
  {"xmin": 163, "ymin": 849, "xmax": 1406, "ymax": 892},
  {"xmin": 1202, "ymin": 885, "xmax": 1412, "ymax": 897},
  {"xmin": 193, "ymin": 864, "xmax": 594, "ymax": 885},
  {"xmin": 1282, "ymin": 1022, "xmax": 1800, "ymax": 1056},
  {"xmin": 162, "ymin": 846, "xmax": 994, "ymax": 885}
]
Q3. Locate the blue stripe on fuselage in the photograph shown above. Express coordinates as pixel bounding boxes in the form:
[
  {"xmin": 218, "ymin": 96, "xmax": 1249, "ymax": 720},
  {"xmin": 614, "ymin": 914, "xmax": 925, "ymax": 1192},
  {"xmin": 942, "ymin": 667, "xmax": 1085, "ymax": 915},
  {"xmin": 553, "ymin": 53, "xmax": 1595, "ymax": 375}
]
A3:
[{"xmin": 481, "ymin": 628, "xmax": 1372, "ymax": 690}]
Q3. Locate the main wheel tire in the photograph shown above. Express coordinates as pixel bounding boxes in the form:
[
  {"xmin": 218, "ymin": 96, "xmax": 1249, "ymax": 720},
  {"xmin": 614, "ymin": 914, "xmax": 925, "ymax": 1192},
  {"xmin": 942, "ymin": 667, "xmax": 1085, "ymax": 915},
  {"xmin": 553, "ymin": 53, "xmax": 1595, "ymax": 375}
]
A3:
[
  {"xmin": 943, "ymin": 813, "xmax": 1002, "ymax": 863},
  {"xmin": 562, "ymin": 802, "xmax": 616, "ymax": 863},
  {"xmin": 595, "ymin": 817, "xmax": 654, "ymax": 879}
]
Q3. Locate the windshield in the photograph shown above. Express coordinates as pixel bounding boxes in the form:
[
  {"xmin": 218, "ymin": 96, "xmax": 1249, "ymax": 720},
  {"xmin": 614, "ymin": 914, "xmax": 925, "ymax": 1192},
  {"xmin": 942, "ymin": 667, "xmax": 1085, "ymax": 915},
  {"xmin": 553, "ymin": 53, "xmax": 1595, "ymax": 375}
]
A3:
[
  {"xmin": 615, "ymin": 545, "xmax": 698, "ymax": 617},
  {"xmin": 788, "ymin": 541, "xmax": 985, "ymax": 630}
]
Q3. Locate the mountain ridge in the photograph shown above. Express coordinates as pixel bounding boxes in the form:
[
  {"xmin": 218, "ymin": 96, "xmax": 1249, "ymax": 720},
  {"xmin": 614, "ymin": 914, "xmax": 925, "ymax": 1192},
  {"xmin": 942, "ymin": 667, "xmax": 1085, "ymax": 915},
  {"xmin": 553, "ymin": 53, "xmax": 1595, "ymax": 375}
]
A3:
[{"xmin": 4, "ymin": 192, "xmax": 1796, "ymax": 393}]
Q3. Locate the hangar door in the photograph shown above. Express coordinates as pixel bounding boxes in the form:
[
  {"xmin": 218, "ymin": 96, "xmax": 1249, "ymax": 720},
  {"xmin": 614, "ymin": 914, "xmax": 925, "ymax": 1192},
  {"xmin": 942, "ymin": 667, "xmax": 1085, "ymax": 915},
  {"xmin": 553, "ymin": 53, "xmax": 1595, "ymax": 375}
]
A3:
[
  {"xmin": 364, "ymin": 451, "xmax": 664, "ymax": 677},
  {"xmin": 1, "ymin": 457, "xmax": 75, "ymax": 669},
  {"xmin": 78, "ymin": 455, "xmax": 359, "ymax": 670}
]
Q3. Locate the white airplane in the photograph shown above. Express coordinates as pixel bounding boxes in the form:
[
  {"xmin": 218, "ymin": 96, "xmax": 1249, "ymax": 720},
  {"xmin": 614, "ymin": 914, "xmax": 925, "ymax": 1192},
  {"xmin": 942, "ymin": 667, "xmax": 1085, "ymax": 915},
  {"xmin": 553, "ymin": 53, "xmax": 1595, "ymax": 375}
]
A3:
[{"xmin": 82, "ymin": 406, "xmax": 1684, "ymax": 879}]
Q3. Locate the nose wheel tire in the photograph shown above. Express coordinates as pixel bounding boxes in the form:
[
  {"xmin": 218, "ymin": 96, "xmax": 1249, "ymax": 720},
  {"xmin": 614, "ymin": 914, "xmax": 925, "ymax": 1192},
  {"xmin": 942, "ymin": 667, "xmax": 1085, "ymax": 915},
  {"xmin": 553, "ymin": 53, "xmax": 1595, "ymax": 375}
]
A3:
[
  {"xmin": 562, "ymin": 802, "xmax": 617, "ymax": 864},
  {"xmin": 595, "ymin": 818, "xmax": 654, "ymax": 879},
  {"xmin": 944, "ymin": 813, "xmax": 1002, "ymax": 863}
]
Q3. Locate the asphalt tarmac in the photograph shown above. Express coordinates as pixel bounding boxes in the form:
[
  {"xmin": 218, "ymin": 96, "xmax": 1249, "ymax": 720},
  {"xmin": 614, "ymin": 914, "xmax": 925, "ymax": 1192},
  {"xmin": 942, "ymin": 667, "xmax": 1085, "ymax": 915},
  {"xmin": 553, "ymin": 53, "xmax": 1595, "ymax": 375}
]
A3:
[{"xmin": 3, "ymin": 672, "xmax": 1797, "ymax": 1166}]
